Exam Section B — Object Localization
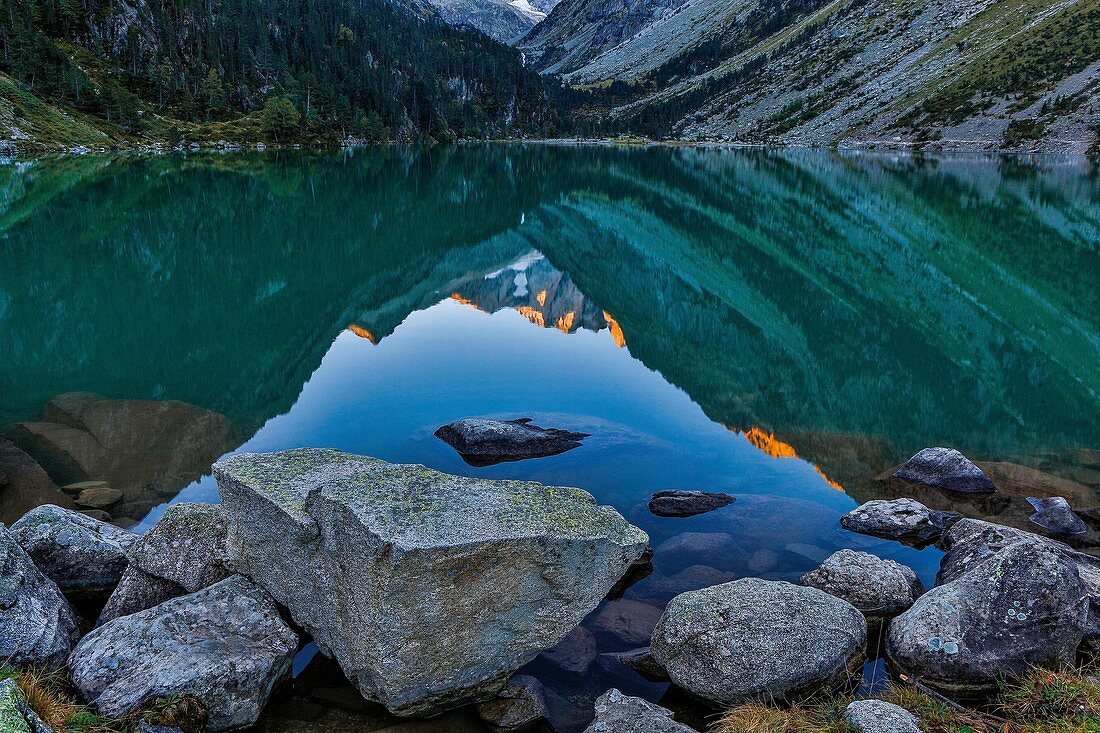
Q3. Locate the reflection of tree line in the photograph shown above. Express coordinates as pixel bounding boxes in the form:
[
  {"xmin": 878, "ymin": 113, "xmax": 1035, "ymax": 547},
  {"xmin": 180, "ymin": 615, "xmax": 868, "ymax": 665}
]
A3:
[{"xmin": 0, "ymin": 147, "xmax": 1097, "ymax": 522}]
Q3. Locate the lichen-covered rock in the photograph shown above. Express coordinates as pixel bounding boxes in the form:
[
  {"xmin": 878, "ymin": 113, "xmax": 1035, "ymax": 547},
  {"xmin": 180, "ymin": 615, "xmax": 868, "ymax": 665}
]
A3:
[
  {"xmin": 840, "ymin": 498, "xmax": 959, "ymax": 548},
  {"xmin": 69, "ymin": 575, "xmax": 297, "ymax": 731},
  {"xmin": 892, "ymin": 447, "xmax": 996, "ymax": 494},
  {"xmin": 800, "ymin": 550, "xmax": 924, "ymax": 632},
  {"xmin": 97, "ymin": 503, "xmax": 232, "ymax": 625},
  {"xmin": 1026, "ymin": 496, "xmax": 1087, "ymax": 536},
  {"xmin": 582, "ymin": 689, "xmax": 694, "ymax": 733},
  {"xmin": 476, "ymin": 675, "xmax": 549, "ymax": 733},
  {"xmin": 651, "ymin": 578, "xmax": 865, "ymax": 705},
  {"xmin": 844, "ymin": 700, "xmax": 922, "ymax": 733},
  {"xmin": 0, "ymin": 524, "xmax": 80, "ymax": 667},
  {"xmin": 0, "ymin": 678, "xmax": 32, "ymax": 733},
  {"xmin": 434, "ymin": 418, "xmax": 589, "ymax": 466},
  {"xmin": 886, "ymin": 540, "xmax": 1088, "ymax": 694},
  {"xmin": 647, "ymin": 490, "xmax": 733, "ymax": 518},
  {"xmin": 11, "ymin": 504, "xmax": 136, "ymax": 599},
  {"xmin": 214, "ymin": 448, "xmax": 648, "ymax": 717}
]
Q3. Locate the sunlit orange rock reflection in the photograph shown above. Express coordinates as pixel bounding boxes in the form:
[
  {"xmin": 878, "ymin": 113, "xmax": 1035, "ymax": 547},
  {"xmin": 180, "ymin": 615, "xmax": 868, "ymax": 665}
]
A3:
[
  {"xmin": 736, "ymin": 427, "xmax": 844, "ymax": 491},
  {"xmin": 346, "ymin": 324, "xmax": 377, "ymax": 344},
  {"xmin": 603, "ymin": 311, "xmax": 626, "ymax": 348}
]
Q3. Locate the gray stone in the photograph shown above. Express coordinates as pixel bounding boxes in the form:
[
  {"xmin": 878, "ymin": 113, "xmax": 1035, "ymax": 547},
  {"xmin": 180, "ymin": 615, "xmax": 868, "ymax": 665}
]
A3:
[
  {"xmin": 476, "ymin": 675, "xmax": 549, "ymax": 733},
  {"xmin": 582, "ymin": 689, "xmax": 694, "ymax": 733},
  {"xmin": 11, "ymin": 504, "xmax": 136, "ymax": 599},
  {"xmin": 69, "ymin": 575, "xmax": 298, "ymax": 731},
  {"xmin": 540, "ymin": 625, "xmax": 597, "ymax": 674},
  {"xmin": 609, "ymin": 647, "xmax": 668, "ymax": 681},
  {"xmin": 652, "ymin": 578, "xmax": 865, "ymax": 705},
  {"xmin": 1026, "ymin": 496, "xmax": 1087, "ymax": 535},
  {"xmin": 892, "ymin": 447, "xmax": 996, "ymax": 494},
  {"xmin": 800, "ymin": 549, "xmax": 924, "ymax": 624},
  {"xmin": 648, "ymin": 490, "xmax": 733, "ymax": 518},
  {"xmin": 214, "ymin": 448, "xmax": 648, "ymax": 717},
  {"xmin": 136, "ymin": 725, "xmax": 184, "ymax": 733},
  {"xmin": 0, "ymin": 524, "xmax": 80, "ymax": 667},
  {"xmin": 886, "ymin": 539, "xmax": 1088, "ymax": 694},
  {"xmin": 841, "ymin": 498, "xmax": 960, "ymax": 548},
  {"xmin": 97, "ymin": 502, "xmax": 232, "ymax": 625},
  {"xmin": 844, "ymin": 700, "xmax": 922, "ymax": 733},
  {"xmin": 0, "ymin": 679, "xmax": 32, "ymax": 733},
  {"xmin": 434, "ymin": 418, "xmax": 589, "ymax": 466}
]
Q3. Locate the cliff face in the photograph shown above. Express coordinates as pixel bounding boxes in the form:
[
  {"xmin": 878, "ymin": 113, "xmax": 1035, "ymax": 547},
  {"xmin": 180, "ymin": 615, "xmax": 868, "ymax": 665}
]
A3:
[
  {"xmin": 426, "ymin": 0, "xmax": 552, "ymax": 43},
  {"xmin": 521, "ymin": 0, "xmax": 1100, "ymax": 152}
]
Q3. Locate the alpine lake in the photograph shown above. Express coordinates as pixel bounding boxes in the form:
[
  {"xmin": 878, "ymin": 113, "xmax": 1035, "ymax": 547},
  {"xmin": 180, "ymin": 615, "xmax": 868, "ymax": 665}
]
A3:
[{"xmin": 2, "ymin": 145, "xmax": 1098, "ymax": 732}]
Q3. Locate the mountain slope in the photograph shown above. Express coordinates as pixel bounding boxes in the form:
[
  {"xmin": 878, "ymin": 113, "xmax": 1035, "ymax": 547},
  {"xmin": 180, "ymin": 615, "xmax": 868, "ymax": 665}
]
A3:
[
  {"xmin": 426, "ymin": 0, "xmax": 549, "ymax": 42},
  {"xmin": 0, "ymin": 0, "xmax": 559, "ymax": 148},
  {"xmin": 523, "ymin": 0, "xmax": 1100, "ymax": 152}
]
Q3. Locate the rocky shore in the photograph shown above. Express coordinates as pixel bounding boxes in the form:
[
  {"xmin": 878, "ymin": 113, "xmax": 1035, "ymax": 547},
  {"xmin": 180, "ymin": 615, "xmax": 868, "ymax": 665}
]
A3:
[{"xmin": 1, "ymin": 446, "xmax": 1098, "ymax": 732}]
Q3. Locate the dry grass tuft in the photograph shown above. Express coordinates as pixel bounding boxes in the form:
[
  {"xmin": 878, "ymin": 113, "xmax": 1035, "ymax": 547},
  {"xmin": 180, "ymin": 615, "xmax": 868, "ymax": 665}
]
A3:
[{"xmin": 714, "ymin": 700, "xmax": 853, "ymax": 733}]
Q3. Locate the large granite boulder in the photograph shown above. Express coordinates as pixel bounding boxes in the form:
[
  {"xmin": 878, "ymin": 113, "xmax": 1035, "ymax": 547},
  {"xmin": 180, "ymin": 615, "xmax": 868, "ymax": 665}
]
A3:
[
  {"xmin": 648, "ymin": 490, "xmax": 733, "ymax": 518},
  {"xmin": 935, "ymin": 518, "xmax": 1100, "ymax": 652},
  {"xmin": 840, "ymin": 498, "xmax": 959, "ymax": 548},
  {"xmin": 434, "ymin": 418, "xmax": 589, "ymax": 466},
  {"xmin": 214, "ymin": 449, "xmax": 648, "ymax": 716},
  {"xmin": 69, "ymin": 575, "xmax": 297, "ymax": 731},
  {"xmin": 892, "ymin": 447, "xmax": 996, "ymax": 494},
  {"xmin": 800, "ymin": 550, "xmax": 924, "ymax": 636},
  {"xmin": 0, "ymin": 524, "xmax": 80, "ymax": 667},
  {"xmin": 886, "ymin": 539, "xmax": 1088, "ymax": 694},
  {"xmin": 98, "ymin": 503, "xmax": 232, "ymax": 625},
  {"xmin": 582, "ymin": 689, "xmax": 695, "ymax": 733},
  {"xmin": 844, "ymin": 700, "xmax": 922, "ymax": 733},
  {"xmin": 11, "ymin": 504, "xmax": 136, "ymax": 600},
  {"xmin": 651, "ymin": 578, "xmax": 865, "ymax": 705}
]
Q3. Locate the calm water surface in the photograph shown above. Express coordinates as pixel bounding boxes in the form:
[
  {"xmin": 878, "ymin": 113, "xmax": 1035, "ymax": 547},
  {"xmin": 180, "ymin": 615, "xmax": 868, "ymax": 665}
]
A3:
[{"xmin": 1, "ymin": 146, "xmax": 1098, "ymax": 730}]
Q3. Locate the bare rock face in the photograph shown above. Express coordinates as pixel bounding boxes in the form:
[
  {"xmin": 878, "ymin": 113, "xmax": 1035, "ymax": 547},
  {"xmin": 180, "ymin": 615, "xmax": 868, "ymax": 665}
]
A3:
[
  {"xmin": 800, "ymin": 549, "xmax": 924, "ymax": 635},
  {"xmin": 651, "ymin": 579, "xmax": 866, "ymax": 706},
  {"xmin": 434, "ymin": 418, "xmax": 590, "ymax": 466},
  {"xmin": 892, "ymin": 447, "xmax": 996, "ymax": 494},
  {"xmin": 11, "ymin": 504, "xmax": 136, "ymax": 600},
  {"xmin": 69, "ymin": 575, "xmax": 297, "ymax": 731},
  {"xmin": 214, "ymin": 448, "xmax": 648, "ymax": 717},
  {"xmin": 581, "ymin": 689, "xmax": 695, "ymax": 733},
  {"xmin": 886, "ymin": 539, "xmax": 1088, "ymax": 695},
  {"xmin": 97, "ymin": 503, "xmax": 233, "ymax": 625},
  {"xmin": 840, "ymin": 498, "xmax": 960, "ymax": 548},
  {"xmin": 0, "ymin": 524, "xmax": 80, "ymax": 667}
]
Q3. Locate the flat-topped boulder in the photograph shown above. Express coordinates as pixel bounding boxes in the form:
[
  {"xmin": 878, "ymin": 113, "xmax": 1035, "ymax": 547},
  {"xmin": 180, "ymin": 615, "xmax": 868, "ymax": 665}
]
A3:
[
  {"xmin": 840, "ymin": 498, "xmax": 959, "ymax": 548},
  {"xmin": 892, "ymin": 447, "xmax": 996, "ymax": 494},
  {"xmin": 648, "ymin": 490, "xmax": 734, "ymax": 518},
  {"xmin": 214, "ymin": 448, "xmax": 648, "ymax": 717},
  {"xmin": 11, "ymin": 504, "xmax": 136, "ymax": 600},
  {"xmin": 434, "ymin": 418, "xmax": 589, "ymax": 466}
]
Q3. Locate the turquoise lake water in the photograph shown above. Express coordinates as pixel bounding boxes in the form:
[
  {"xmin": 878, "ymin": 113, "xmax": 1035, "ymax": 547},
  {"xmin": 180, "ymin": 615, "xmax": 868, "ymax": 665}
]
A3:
[{"xmin": 1, "ymin": 146, "xmax": 1097, "ymax": 729}]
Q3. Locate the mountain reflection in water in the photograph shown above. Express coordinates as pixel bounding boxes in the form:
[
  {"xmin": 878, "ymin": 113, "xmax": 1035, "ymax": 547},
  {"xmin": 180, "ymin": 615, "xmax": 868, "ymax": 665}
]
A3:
[{"xmin": 1, "ymin": 146, "xmax": 1098, "ymax": 731}]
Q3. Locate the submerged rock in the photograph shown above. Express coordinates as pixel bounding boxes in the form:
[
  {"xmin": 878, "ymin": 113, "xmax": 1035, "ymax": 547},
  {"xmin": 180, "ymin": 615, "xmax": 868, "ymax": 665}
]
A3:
[
  {"xmin": 582, "ymin": 689, "xmax": 694, "ymax": 733},
  {"xmin": 540, "ymin": 626, "xmax": 597, "ymax": 675},
  {"xmin": 1026, "ymin": 496, "xmax": 1087, "ymax": 536},
  {"xmin": 0, "ymin": 524, "xmax": 80, "ymax": 667},
  {"xmin": 476, "ymin": 676, "xmax": 550, "ymax": 733},
  {"xmin": 648, "ymin": 490, "xmax": 734, "ymax": 518},
  {"xmin": 214, "ymin": 448, "xmax": 648, "ymax": 717},
  {"xmin": 800, "ymin": 550, "xmax": 924, "ymax": 635},
  {"xmin": 97, "ymin": 503, "xmax": 232, "ymax": 625},
  {"xmin": 844, "ymin": 700, "xmax": 922, "ymax": 733},
  {"xmin": 70, "ymin": 575, "xmax": 297, "ymax": 731},
  {"xmin": 0, "ymin": 438, "xmax": 75, "ymax": 525},
  {"xmin": 609, "ymin": 647, "xmax": 668, "ymax": 681},
  {"xmin": 434, "ymin": 418, "xmax": 590, "ymax": 466},
  {"xmin": 74, "ymin": 486, "xmax": 123, "ymax": 509},
  {"xmin": 11, "ymin": 504, "xmax": 136, "ymax": 600},
  {"xmin": 840, "ymin": 498, "xmax": 959, "ymax": 548},
  {"xmin": 651, "ymin": 578, "xmax": 865, "ymax": 706},
  {"xmin": 892, "ymin": 447, "xmax": 996, "ymax": 494},
  {"xmin": 887, "ymin": 539, "xmax": 1088, "ymax": 694}
]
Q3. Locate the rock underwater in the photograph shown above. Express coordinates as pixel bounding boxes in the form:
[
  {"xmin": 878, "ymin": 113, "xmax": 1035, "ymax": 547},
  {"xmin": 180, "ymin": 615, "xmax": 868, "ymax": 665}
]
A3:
[
  {"xmin": 434, "ymin": 418, "xmax": 590, "ymax": 466},
  {"xmin": 214, "ymin": 448, "xmax": 648, "ymax": 717}
]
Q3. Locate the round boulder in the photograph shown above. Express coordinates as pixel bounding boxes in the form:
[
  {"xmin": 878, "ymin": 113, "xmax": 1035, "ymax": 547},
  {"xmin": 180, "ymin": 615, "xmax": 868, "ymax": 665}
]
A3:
[
  {"xmin": 844, "ymin": 700, "xmax": 922, "ymax": 733},
  {"xmin": 800, "ymin": 550, "xmax": 924, "ymax": 635},
  {"xmin": 651, "ymin": 578, "xmax": 866, "ymax": 705}
]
